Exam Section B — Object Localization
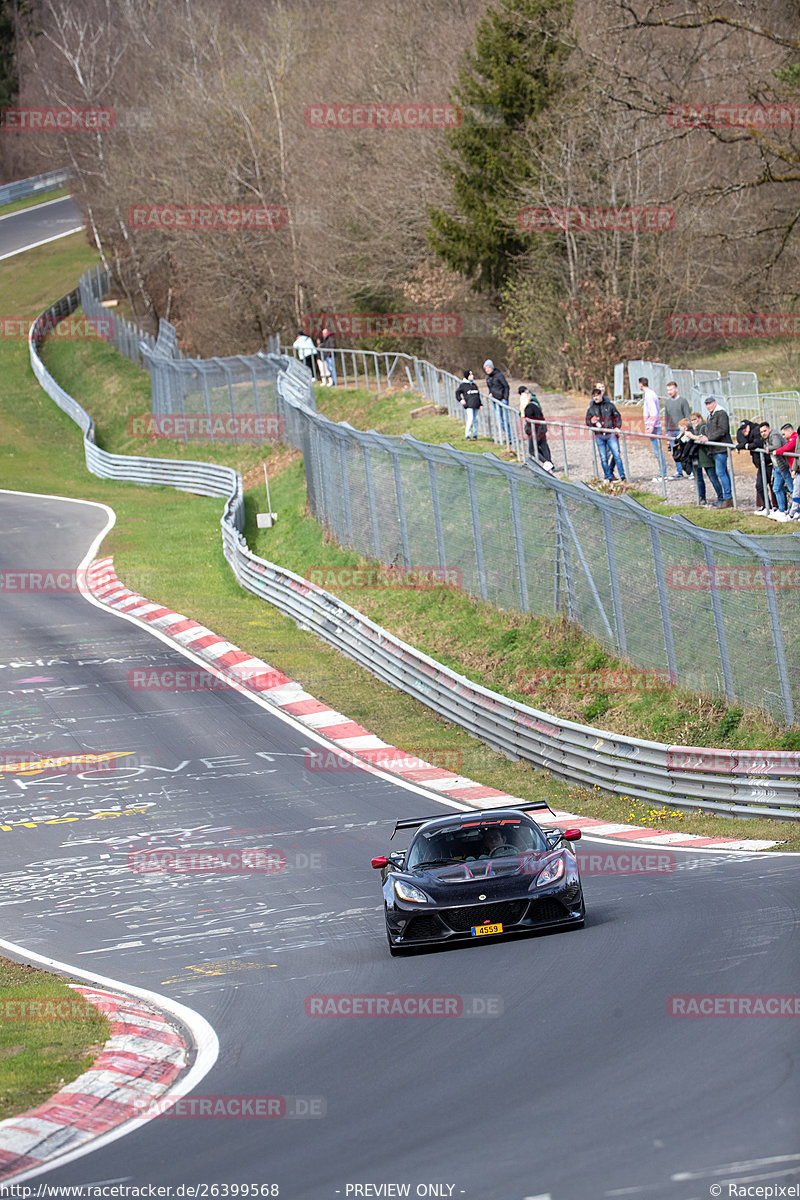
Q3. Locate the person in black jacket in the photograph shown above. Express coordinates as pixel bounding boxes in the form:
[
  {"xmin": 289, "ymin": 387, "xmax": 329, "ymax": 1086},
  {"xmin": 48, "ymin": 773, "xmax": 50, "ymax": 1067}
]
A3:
[
  {"xmin": 585, "ymin": 388, "xmax": 626, "ymax": 481},
  {"xmin": 699, "ymin": 397, "xmax": 733, "ymax": 506},
  {"xmin": 456, "ymin": 369, "xmax": 482, "ymax": 439},
  {"xmin": 736, "ymin": 419, "xmax": 774, "ymax": 513},
  {"xmin": 483, "ymin": 358, "xmax": 512, "ymax": 445},
  {"xmin": 518, "ymin": 386, "xmax": 554, "ymax": 469}
]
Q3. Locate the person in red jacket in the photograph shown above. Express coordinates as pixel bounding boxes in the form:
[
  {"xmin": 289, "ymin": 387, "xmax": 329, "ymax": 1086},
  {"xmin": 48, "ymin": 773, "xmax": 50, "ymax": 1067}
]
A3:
[{"xmin": 775, "ymin": 424, "xmax": 799, "ymax": 519}]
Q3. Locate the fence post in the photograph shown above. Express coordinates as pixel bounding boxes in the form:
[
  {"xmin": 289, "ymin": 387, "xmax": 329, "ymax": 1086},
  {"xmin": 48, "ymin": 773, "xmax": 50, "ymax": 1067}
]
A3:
[
  {"xmin": 648, "ymin": 524, "xmax": 678, "ymax": 682},
  {"xmin": 700, "ymin": 540, "xmax": 736, "ymax": 701},
  {"xmin": 553, "ymin": 492, "xmax": 576, "ymax": 620},
  {"xmin": 427, "ymin": 458, "xmax": 447, "ymax": 569},
  {"xmin": 391, "ymin": 449, "xmax": 411, "ymax": 568},
  {"xmin": 338, "ymin": 438, "xmax": 353, "ymax": 547},
  {"xmin": 600, "ymin": 507, "xmax": 626, "ymax": 654},
  {"xmin": 507, "ymin": 472, "xmax": 530, "ymax": 612},
  {"xmin": 362, "ymin": 444, "xmax": 382, "ymax": 559},
  {"xmin": 465, "ymin": 460, "xmax": 488, "ymax": 600}
]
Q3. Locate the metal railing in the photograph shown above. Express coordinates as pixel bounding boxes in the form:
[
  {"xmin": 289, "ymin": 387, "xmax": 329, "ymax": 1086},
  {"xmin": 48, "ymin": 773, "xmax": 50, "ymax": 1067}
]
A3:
[
  {"xmin": 71, "ymin": 268, "xmax": 800, "ymax": 726},
  {"xmin": 27, "ymin": 285, "xmax": 800, "ymax": 817},
  {"xmin": 0, "ymin": 168, "xmax": 69, "ymax": 207}
]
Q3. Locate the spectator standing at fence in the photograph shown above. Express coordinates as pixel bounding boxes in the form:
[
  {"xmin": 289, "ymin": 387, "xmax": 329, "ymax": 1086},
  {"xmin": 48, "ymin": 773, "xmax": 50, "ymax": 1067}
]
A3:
[
  {"xmin": 483, "ymin": 359, "xmax": 511, "ymax": 445},
  {"xmin": 768, "ymin": 423, "xmax": 797, "ymax": 520},
  {"xmin": 519, "ymin": 386, "xmax": 554, "ymax": 470},
  {"xmin": 759, "ymin": 421, "xmax": 786, "ymax": 518},
  {"xmin": 456, "ymin": 369, "xmax": 482, "ymax": 440},
  {"xmin": 698, "ymin": 396, "xmax": 733, "ymax": 508},
  {"xmin": 664, "ymin": 381, "xmax": 691, "ymax": 479},
  {"xmin": 788, "ymin": 424, "xmax": 800, "ymax": 519},
  {"xmin": 737, "ymin": 420, "xmax": 773, "ymax": 514},
  {"xmin": 293, "ymin": 330, "xmax": 318, "ymax": 379},
  {"xmin": 318, "ymin": 326, "xmax": 337, "ymax": 386},
  {"xmin": 682, "ymin": 412, "xmax": 723, "ymax": 505},
  {"xmin": 585, "ymin": 387, "xmax": 625, "ymax": 481},
  {"xmin": 639, "ymin": 376, "xmax": 668, "ymax": 480}
]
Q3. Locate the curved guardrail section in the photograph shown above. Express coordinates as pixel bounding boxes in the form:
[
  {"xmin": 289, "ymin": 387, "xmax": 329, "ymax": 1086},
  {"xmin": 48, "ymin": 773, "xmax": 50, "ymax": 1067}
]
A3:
[{"xmin": 29, "ymin": 289, "xmax": 800, "ymax": 821}]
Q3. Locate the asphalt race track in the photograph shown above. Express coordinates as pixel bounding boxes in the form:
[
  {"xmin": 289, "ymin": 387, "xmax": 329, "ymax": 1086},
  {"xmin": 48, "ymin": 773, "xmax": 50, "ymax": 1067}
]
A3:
[
  {"xmin": 0, "ymin": 196, "xmax": 83, "ymax": 260},
  {"xmin": 0, "ymin": 490, "xmax": 798, "ymax": 1200}
]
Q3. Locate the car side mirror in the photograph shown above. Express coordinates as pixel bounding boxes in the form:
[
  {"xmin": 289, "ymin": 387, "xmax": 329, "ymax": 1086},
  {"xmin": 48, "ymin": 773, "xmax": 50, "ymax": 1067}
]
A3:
[
  {"xmin": 371, "ymin": 856, "xmax": 388, "ymax": 869},
  {"xmin": 563, "ymin": 828, "xmax": 582, "ymax": 842}
]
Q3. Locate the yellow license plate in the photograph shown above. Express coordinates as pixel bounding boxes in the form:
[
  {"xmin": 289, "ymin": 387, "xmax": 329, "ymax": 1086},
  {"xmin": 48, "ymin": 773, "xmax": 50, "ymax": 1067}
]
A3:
[{"xmin": 471, "ymin": 922, "xmax": 503, "ymax": 937}]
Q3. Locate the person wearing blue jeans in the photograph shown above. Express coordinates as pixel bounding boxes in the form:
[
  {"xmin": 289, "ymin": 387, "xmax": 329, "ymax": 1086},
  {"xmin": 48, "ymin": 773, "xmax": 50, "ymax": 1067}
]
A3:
[
  {"xmin": 585, "ymin": 388, "xmax": 625, "ymax": 480},
  {"xmin": 484, "ymin": 358, "xmax": 512, "ymax": 444},
  {"xmin": 640, "ymin": 377, "xmax": 667, "ymax": 478},
  {"xmin": 700, "ymin": 396, "xmax": 733, "ymax": 507},
  {"xmin": 318, "ymin": 327, "xmax": 337, "ymax": 385}
]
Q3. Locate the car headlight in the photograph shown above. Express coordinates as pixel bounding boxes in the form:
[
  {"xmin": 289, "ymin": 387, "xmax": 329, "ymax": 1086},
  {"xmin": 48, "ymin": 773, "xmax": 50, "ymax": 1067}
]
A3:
[
  {"xmin": 533, "ymin": 857, "xmax": 565, "ymax": 888},
  {"xmin": 394, "ymin": 879, "xmax": 430, "ymax": 904}
]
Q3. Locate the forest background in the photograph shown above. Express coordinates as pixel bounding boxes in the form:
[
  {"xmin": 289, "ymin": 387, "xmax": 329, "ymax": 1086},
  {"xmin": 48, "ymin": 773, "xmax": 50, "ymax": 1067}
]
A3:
[{"xmin": 1, "ymin": 0, "xmax": 798, "ymax": 390}]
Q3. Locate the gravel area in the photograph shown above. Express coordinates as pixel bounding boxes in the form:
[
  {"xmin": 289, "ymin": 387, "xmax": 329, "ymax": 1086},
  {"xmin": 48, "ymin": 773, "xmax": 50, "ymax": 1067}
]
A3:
[{"xmin": 509, "ymin": 385, "xmax": 768, "ymax": 517}]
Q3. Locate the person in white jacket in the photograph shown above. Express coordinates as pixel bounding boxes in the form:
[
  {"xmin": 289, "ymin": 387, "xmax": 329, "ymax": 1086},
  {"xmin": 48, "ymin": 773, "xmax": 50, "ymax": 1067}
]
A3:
[{"xmin": 639, "ymin": 376, "xmax": 667, "ymax": 479}]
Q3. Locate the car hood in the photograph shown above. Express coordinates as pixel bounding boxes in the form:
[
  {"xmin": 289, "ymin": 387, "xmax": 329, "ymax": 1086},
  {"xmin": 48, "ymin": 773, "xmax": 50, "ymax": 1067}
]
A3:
[{"xmin": 402, "ymin": 852, "xmax": 557, "ymax": 901}]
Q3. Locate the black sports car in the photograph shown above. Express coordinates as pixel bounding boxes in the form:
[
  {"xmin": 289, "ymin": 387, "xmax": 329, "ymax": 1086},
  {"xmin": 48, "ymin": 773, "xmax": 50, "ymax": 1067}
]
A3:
[{"xmin": 372, "ymin": 803, "xmax": 585, "ymax": 955}]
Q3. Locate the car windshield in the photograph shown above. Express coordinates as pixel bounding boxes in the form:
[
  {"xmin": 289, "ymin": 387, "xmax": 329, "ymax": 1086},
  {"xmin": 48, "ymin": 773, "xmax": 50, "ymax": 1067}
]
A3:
[{"xmin": 406, "ymin": 819, "xmax": 546, "ymax": 871}]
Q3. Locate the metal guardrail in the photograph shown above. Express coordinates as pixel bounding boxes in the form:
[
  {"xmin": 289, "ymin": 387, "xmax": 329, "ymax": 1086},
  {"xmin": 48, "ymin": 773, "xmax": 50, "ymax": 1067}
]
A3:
[
  {"xmin": 28, "ymin": 287, "xmax": 800, "ymax": 820},
  {"xmin": 0, "ymin": 168, "xmax": 69, "ymax": 207}
]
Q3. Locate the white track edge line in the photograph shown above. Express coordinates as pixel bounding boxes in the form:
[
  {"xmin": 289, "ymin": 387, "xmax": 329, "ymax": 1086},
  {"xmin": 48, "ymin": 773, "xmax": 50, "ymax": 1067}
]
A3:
[
  {"xmin": 2, "ymin": 489, "xmax": 795, "ymax": 856},
  {"xmin": 0, "ymin": 936, "xmax": 219, "ymax": 1183}
]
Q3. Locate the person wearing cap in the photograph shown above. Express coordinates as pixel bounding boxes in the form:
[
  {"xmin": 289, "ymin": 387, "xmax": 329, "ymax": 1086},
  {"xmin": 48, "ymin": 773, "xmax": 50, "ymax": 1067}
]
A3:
[
  {"xmin": 483, "ymin": 359, "xmax": 512, "ymax": 445},
  {"xmin": 455, "ymin": 369, "xmax": 482, "ymax": 439},
  {"xmin": 697, "ymin": 396, "xmax": 733, "ymax": 507},
  {"xmin": 519, "ymin": 386, "xmax": 554, "ymax": 470}
]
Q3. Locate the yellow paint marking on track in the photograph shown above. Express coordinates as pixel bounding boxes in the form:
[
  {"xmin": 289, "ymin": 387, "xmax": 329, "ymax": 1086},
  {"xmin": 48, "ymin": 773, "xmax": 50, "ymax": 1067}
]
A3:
[{"xmin": 161, "ymin": 960, "xmax": 277, "ymax": 985}]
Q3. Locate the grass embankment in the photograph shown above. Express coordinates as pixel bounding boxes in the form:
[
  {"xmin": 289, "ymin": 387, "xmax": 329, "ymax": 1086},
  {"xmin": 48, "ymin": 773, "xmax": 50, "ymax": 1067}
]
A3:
[
  {"xmin": 2, "ymin": 234, "xmax": 798, "ymax": 849},
  {"xmin": 0, "ymin": 188, "xmax": 70, "ymax": 218},
  {"xmin": 0, "ymin": 957, "xmax": 109, "ymax": 1119}
]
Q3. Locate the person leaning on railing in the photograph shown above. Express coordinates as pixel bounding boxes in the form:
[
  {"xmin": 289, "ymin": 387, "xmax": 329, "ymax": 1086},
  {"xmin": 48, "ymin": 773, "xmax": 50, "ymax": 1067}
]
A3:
[
  {"xmin": 697, "ymin": 396, "xmax": 733, "ymax": 508},
  {"xmin": 736, "ymin": 419, "xmax": 775, "ymax": 515},
  {"xmin": 771, "ymin": 423, "xmax": 799, "ymax": 521},
  {"xmin": 518, "ymin": 386, "xmax": 554, "ymax": 471},
  {"xmin": 681, "ymin": 412, "xmax": 724, "ymax": 506},
  {"xmin": 585, "ymin": 388, "xmax": 625, "ymax": 482}
]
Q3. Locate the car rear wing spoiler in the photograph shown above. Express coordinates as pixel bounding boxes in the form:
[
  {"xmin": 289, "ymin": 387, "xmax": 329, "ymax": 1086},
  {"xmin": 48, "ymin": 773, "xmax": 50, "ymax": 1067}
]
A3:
[{"xmin": 391, "ymin": 800, "xmax": 554, "ymax": 839}]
